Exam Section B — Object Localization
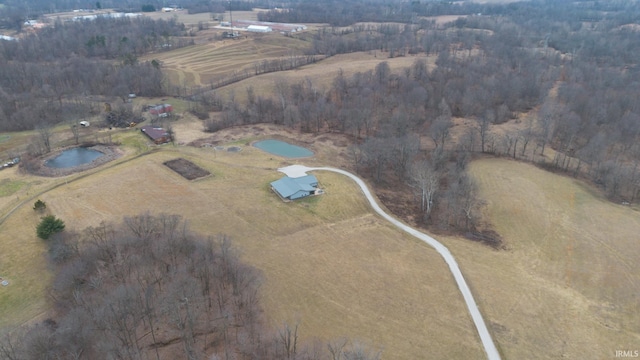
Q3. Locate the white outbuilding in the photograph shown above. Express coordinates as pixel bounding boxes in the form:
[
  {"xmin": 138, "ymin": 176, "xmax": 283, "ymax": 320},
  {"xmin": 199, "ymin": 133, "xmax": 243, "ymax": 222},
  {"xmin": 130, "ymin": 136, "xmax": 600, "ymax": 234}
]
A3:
[{"xmin": 247, "ymin": 25, "xmax": 272, "ymax": 33}]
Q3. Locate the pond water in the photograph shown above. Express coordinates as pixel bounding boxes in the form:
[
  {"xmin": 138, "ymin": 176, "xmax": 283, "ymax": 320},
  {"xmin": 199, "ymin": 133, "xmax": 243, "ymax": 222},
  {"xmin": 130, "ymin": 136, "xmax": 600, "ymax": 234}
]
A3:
[
  {"xmin": 45, "ymin": 148, "xmax": 104, "ymax": 168},
  {"xmin": 254, "ymin": 139, "xmax": 313, "ymax": 158}
]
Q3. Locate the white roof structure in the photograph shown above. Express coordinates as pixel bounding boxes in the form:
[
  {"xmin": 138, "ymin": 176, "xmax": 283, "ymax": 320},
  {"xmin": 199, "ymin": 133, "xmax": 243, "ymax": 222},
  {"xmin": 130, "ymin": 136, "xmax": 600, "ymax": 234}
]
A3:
[
  {"xmin": 278, "ymin": 165, "xmax": 311, "ymax": 178},
  {"xmin": 72, "ymin": 13, "xmax": 141, "ymax": 21},
  {"xmin": 247, "ymin": 25, "xmax": 272, "ymax": 33}
]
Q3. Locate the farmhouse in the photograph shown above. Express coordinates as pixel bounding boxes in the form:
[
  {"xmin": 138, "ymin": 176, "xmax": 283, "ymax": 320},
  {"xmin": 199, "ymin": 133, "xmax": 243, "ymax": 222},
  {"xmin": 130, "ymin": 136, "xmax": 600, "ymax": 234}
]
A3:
[
  {"xmin": 140, "ymin": 126, "xmax": 171, "ymax": 144},
  {"xmin": 271, "ymin": 175, "xmax": 319, "ymax": 201},
  {"xmin": 149, "ymin": 104, "xmax": 173, "ymax": 116}
]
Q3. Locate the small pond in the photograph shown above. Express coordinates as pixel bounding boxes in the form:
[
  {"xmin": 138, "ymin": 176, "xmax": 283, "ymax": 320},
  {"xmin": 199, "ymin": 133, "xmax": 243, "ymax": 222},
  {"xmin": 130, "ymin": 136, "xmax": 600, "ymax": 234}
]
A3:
[
  {"xmin": 45, "ymin": 147, "xmax": 104, "ymax": 168},
  {"xmin": 254, "ymin": 139, "xmax": 313, "ymax": 158}
]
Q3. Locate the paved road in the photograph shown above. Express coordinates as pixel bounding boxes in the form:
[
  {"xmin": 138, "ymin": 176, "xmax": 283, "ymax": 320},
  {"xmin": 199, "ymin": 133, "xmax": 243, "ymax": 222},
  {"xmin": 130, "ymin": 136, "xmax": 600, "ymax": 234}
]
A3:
[{"xmin": 279, "ymin": 165, "xmax": 501, "ymax": 360}]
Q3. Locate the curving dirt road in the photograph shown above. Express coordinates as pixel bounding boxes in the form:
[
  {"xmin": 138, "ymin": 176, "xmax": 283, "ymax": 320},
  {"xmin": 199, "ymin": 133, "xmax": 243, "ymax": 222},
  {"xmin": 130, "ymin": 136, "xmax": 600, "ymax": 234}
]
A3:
[{"xmin": 279, "ymin": 165, "xmax": 501, "ymax": 360}]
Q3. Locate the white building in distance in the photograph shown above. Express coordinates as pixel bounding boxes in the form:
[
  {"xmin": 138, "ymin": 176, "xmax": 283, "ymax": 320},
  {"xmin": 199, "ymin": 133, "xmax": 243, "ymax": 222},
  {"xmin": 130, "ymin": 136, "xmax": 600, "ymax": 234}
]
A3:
[{"xmin": 247, "ymin": 25, "xmax": 272, "ymax": 33}]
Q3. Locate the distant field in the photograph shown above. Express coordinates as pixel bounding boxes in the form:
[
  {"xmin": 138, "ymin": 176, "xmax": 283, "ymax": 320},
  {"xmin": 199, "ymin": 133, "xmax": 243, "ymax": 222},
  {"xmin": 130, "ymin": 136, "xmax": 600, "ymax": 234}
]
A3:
[
  {"xmin": 144, "ymin": 9, "xmax": 263, "ymax": 26},
  {"xmin": 215, "ymin": 51, "xmax": 435, "ymax": 104},
  {"xmin": 143, "ymin": 23, "xmax": 433, "ymax": 96},
  {"xmin": 142, "ymin": 35, "xmax": 310, "ymax": 87},
  {"xmin": 0, "ymin": 131, "xmax": 32, "ymax": 159},
  {"xmin": 41, "ymin": 9, "xmax": 262, "ymax": 26},
  {"xmin": 418, "ymin": 15, "xmax": 467, "ymax": 26}
]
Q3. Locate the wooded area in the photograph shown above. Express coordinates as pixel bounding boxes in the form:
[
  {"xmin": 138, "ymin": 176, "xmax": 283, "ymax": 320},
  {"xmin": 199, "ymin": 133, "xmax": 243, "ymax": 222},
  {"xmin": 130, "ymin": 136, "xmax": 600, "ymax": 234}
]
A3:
[
  {"xmin": 0, "ymin": 214, "xmax": 380, "ymax": 359},
  {"xmin": 0, "ymin": 16, "xmax": 189, "ymax": 131}
]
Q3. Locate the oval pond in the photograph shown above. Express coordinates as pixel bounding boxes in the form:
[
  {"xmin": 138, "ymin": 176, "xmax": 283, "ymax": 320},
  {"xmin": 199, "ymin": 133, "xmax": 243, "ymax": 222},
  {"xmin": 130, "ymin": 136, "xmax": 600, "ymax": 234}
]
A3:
[
  {"xmin": 254, "ymin": 140, "xmax": 313, "ymax": 158},
  {"xmin": 45, "ymin": 148, "xmax": 104, "ymax": 168}
]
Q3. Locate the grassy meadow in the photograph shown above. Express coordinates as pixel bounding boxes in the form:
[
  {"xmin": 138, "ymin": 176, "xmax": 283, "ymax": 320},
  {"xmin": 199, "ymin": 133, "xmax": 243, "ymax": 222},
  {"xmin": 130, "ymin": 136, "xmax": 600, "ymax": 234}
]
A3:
[
  {"xmin": 2, "ymin": 115, "xmax": 640, "ymax": 359},
  {"xmin": 143, "ymin": 36, "xmax": 310, "ymax": 87},
  {"xmin": 457, "ymin": 158, "xmax": 640, "ymax": 359},
  {"xmin": 0, "ymin": 135, "xmax": 485, "ymax": 359},
  {"xmin": 215, "ymin": 51, "xmax": 434, "ymax": 105}
]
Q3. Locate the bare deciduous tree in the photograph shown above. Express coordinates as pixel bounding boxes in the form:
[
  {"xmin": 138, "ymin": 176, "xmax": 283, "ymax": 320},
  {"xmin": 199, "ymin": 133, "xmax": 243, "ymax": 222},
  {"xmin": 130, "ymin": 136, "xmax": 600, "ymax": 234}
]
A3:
[
  {"xmin": 410, "ymin": 160, "xmax": 440, "ymax": 220},
  {"xmin": 477, "ymin": 110, "xmax": 493, "ymax": 153},
  {"xmin": 36, "ymin": 123, "xmax": 53, "ymax": 153}
]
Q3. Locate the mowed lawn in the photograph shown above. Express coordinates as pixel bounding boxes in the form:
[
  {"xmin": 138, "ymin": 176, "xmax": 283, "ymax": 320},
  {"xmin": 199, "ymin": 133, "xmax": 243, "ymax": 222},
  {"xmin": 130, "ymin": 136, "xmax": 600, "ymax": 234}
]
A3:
[
  {"xmin": 1, "ymin": 143, "xmax": 485, "ymax": 359},
  {"xmin": 454, "ymin": 158, "xmax": 640, "ymax": 359}
]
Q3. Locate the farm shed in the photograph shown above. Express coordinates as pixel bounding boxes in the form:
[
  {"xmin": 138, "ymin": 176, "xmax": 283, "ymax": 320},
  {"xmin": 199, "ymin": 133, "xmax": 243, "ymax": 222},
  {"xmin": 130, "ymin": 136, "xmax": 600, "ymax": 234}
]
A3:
[
  {"xmin": 271, "ymin": 175, "xmax": 319, "ymax": 201},
  {"xmin": 141, "ymin": 126, "xmax": 171, "ymax": 144},
  {"xmin": 149, "ymin": 104, "xmax": 173, "ymax": 116},
  {"xmin": 247, "ymin": 25, "xmax": 272, "ymax": 33}
]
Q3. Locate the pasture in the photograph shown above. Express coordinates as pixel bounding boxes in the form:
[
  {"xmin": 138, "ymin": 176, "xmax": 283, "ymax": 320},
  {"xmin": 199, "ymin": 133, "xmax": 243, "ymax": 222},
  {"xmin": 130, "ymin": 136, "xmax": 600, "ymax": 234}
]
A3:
[
  {"xmin": 142, "ymin": 36, "xmax": 310, "ymax": 87},
  {"xmin": 144, "ymin": 9, "xmax": 263, "ymax": 26},
  {"xmin": 459, "ymin": 158, "xmax": 640, "ymax": 359},
  {"xmin": 0, "ymin": 119, "xmax": 639, "ymax": 359},
  {"xmin": 0, "ymin": 136, "xmax": 484, "ymax": 359},
  {"xmin": 212, "ymin": 51, "xmax": 435, "ymax": 105}
]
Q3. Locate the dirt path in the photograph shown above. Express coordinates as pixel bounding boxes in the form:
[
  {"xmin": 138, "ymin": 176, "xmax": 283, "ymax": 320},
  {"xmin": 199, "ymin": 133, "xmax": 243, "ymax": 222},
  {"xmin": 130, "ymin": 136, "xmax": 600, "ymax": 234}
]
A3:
[{"xmin": 278, "ymin": 165, "xmax": 502, "ymax": 360}]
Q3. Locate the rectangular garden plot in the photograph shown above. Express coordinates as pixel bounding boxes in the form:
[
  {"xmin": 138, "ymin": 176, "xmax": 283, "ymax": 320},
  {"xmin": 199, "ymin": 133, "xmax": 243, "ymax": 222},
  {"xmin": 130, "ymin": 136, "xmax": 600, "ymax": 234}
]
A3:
[{"xmin": 164, "ymin": 158, "xmax": 211, "ymax": 180}]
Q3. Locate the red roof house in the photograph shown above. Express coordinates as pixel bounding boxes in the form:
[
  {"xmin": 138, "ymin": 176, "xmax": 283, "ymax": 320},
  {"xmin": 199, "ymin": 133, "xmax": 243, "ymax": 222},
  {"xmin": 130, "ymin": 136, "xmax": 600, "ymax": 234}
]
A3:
[
  {"xmin": 141, "ymin": 126, "xmax": 171, "ymax": 144},
  {"xmin": 149, "ymin": 104, "xmax": 173, "ymax": 116}
]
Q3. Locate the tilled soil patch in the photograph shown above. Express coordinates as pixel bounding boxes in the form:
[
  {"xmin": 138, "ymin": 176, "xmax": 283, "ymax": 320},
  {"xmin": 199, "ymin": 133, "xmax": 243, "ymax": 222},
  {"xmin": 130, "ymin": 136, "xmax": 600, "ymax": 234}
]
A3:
[{"xmin": 163, "ymin": 158, "xmax": 211, "ymax": 180}]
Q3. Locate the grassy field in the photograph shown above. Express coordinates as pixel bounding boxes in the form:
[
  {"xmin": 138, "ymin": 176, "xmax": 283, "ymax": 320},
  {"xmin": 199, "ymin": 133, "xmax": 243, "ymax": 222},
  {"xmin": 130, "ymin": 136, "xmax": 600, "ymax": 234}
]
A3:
[
  {"xmin": 143, "ymin": 9, "xmax": 263, "ymax": 26},
  {"xmin": 142, "ymin": 36, "xmax": 310, "ymax": 87},
  {"xmin": 2, "ymin": 124, "xmax": 640, "ymax": 358},
  {"xmin": 215, "ymin": 51, "xmax": 435, "ymax": 105},
  {"xmin": 458, "ymin": 158, "xmax": 640, "ymax": 359},
  {"xmin": 143, "ymin": 24, "xmax": 433, "ymax": 95},
  {"xmin": 0, "ymin": 138, "xmax": 484, "ymax": 358}
]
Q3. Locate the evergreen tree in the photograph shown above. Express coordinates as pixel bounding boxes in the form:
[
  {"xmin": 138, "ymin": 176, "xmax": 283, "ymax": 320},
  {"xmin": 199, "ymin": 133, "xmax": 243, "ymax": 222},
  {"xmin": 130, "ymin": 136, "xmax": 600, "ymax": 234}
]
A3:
[{"xmin": 37, "ymin": 215, "xmax": 65, "ymax": 240}]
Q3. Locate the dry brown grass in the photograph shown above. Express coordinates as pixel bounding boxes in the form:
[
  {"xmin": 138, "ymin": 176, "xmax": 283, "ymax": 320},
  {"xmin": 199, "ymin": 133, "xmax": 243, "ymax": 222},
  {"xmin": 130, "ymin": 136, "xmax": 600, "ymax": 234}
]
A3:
[
  {"xmin": 3, "ymin": 122, "xmax": 640, "ymax": 358},
  {"xmin": 0, "ymin": 190, "xmax": 52, "ymax": 330},
  {"xmin": 142, "ymin": 35, "xmax": 310, "ymax": 87},
  {"xmin": 215, "ymin": 51, "xmax": 436, "ymax": 105},
  {"xmin": 144, "ymin": 9, "xmax": 263, "ymax": 26},
  {"xmin": 0, "ymin": 141, "xmax": 483, "ymax": 358},
  {"xmin": 419, "ymin": 15, "xmax": 467, "ymax": 26},
  {"xmin": 460, "ymin": 158, "xmax": 640, "ymax": 359}
]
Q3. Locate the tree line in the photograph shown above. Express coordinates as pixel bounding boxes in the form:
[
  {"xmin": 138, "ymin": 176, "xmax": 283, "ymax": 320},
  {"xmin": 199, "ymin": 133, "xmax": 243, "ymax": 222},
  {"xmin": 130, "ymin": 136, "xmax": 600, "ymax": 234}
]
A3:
[
  {"xmin": 0, "ymin": 58, "xmax": 163, "ymax": 131},
  {"xmin": 258, "ymin": 0, "xmax": 491, "ymax": 27},
  {"xmin": 0, "ymin": 17, "xmax": 186, "ymax": 131},
  {"xmin": 0, "ymin": 16, "xmax": 188, "ymax": 62},
  {"xmin": 0, "ymin": 213, "xmax": 381, "ymax": 360}
]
